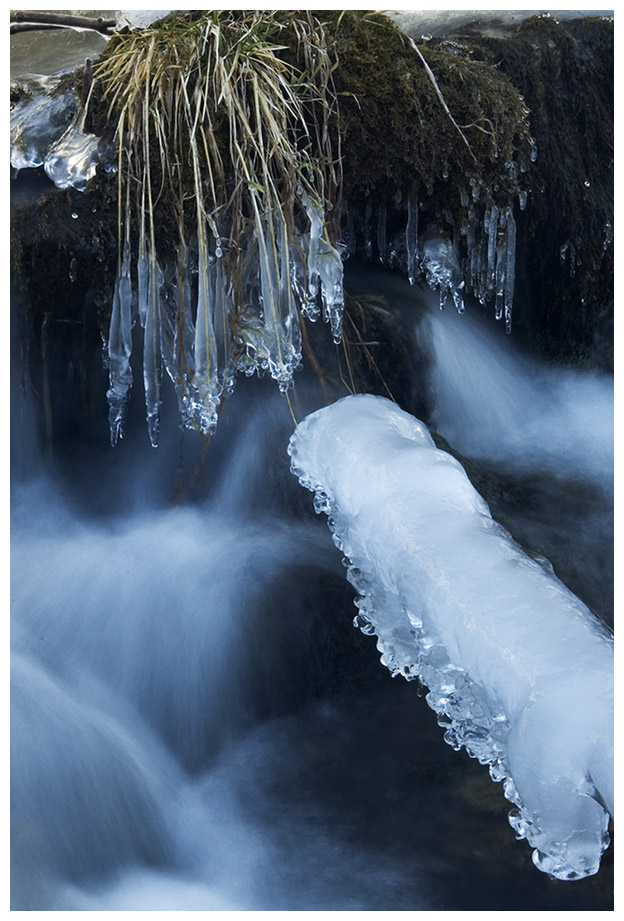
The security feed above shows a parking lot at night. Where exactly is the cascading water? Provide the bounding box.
[10,9,613,912]
[11,269,613,909]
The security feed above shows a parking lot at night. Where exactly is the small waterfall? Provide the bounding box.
[11,262,613,909]
[420,301,614,489]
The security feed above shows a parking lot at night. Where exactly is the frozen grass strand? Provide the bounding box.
[136,199,149,329]
[406,196,419,284]
[486,204,499,288]
[190,225,220,436]
[106,228,133,446]
[213,253,236,398]
[303,194,345,344]
[277,216,302,374]
[143,257,163,448]
[160,245,196,427]
[288,394,613,882]
[504,208,516,333]
[494,210,507,322]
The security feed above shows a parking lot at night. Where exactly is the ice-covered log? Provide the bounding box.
[288,394,613,880]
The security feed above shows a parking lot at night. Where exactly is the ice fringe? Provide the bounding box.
[288,393,613,881]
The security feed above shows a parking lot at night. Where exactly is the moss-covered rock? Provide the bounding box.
[446,14,613,367]
[10,10,613,452]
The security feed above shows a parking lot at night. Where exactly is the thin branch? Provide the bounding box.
[11,23,62,35]
[10,11,117,35]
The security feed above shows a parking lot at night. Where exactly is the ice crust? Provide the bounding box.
[288,394,613,880]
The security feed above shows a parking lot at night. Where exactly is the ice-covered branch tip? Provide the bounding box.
[288,394,613,881]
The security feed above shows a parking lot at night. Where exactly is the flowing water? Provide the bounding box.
[10,14,613,911]
[10,260,613,909]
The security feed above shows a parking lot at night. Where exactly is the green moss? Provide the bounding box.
[319,10,532,211]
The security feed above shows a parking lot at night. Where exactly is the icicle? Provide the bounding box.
[405,196,419,285]
[377,204,387,263]
[136,186,149,328]
[504,208,516,334]
[494,212,507,323]
[303,194,344,344]
[143,254,163,447]
[190,223,220,435]
[277,216,302,379]
[290,239,319,321]
[451,284,465,314]
[422,233,464,315]
[213,250,236,397]
[486,204,499,288]
[106,186,133,446]
[253,206,294,392]
[160,241,198,431]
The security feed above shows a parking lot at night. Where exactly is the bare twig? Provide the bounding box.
[10,11,117,35]
[11,23,61,35]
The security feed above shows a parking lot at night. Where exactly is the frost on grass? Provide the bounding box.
[288,394,613,881]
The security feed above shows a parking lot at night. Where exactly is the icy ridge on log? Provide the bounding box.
[288,394,613,881]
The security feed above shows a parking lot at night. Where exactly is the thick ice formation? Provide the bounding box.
[288,394,613,880]
[10,84,76,171]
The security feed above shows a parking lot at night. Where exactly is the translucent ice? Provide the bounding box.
[106,228,134,446]
[302,194,345,343]
[405,196,419,285]
[421,233,465,313]
[288,394,613,880]
[44,119,100,192]
[10,86,76,171]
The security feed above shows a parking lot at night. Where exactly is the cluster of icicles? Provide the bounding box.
[110,183,521,445]
[343,177,525,335]
[106,183,345,447]
[12,82,527,445]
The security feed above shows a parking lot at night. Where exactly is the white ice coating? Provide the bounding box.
[288,394,613,881]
